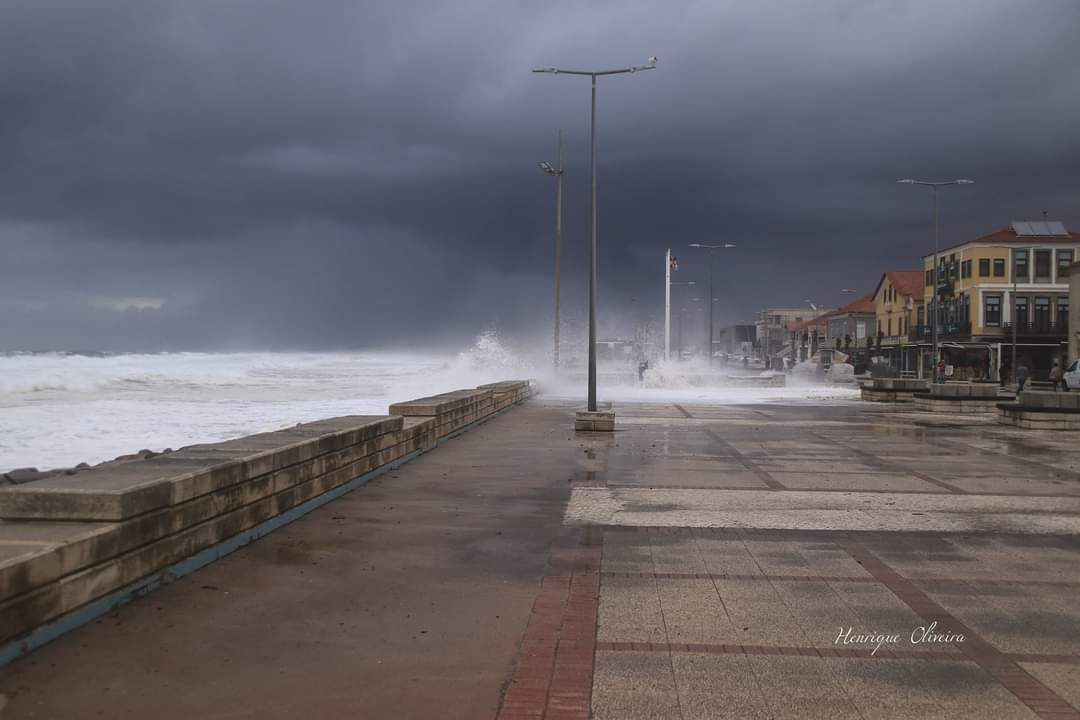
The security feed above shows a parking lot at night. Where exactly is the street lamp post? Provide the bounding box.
[1012,258,1019,387]
[533,57,657,412]
[688,243,736,367]
[897,178,974,382]
[538,131,564,370]
[665,249,676,361]
[667,279,696,361]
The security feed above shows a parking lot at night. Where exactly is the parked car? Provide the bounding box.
[1064,360,1080,390]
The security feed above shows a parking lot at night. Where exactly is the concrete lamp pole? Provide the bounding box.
[897,178,974,383]
[538,131,564,370]
[666,278,696,361]
[533,57,657,416]
[665,249,673,361]
[688,243,736,367]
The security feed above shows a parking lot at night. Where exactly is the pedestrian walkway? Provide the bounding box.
[2,399,1080,719]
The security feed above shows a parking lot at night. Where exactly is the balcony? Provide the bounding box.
[1001,321,1067,337]
[908,322,971,341]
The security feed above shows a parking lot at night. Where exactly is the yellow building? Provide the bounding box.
[916,221,1080,380]
[870,271,924,375]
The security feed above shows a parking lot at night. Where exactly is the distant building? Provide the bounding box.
[755,307,830,365]
[1069,261,1080,363]
[715,324,757,357]
[787,313,832,362]
[826,294,877,364]
[913,221,1080,380]
[872,271,925,375]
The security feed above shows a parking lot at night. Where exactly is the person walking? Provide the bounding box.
[1049,359,1064,391]
[936,358,946,384]
[1016,363,1030,393]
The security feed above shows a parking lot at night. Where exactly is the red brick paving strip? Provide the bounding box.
[844,541,1080,719]
[497,531,602,720]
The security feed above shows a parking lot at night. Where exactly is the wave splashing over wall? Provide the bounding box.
[0,334,537,473]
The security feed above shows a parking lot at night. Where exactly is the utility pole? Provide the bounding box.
[665,249,679,361]
[688,243,736,367]
[537,132,564,369]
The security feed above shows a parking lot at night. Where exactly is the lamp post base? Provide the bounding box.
[575,409,615,432]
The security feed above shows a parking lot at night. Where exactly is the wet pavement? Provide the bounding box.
[570,400,1080,720]
[2,397,1080,719]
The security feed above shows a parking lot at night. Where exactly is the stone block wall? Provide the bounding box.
[997,391,1080,430]
[861,377,929,402]
[913,396,1001,414]
[0,380,534,656]
[928,383,1000,399]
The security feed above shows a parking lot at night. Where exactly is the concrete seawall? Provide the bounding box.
[0,380,533,663]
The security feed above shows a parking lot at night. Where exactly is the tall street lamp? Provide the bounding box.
[667,278,696,360]
[533,57,657,412]
[688,243,736,367]
[538,130,564,370]
[897,178,974,382]
[664,250,696,361]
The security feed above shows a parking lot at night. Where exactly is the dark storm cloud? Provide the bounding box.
[1,0,1079,350]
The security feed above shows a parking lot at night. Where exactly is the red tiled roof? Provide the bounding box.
[884,271,924,298]
[787,312,835,332]
[836,294,876,315]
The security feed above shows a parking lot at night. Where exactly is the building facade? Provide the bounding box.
[715,324,757,358]
[871,271,924,375]
[913,221,1079,381]
[1068,261,1080,364]
[825,295,877,370]
[755,307,824,367]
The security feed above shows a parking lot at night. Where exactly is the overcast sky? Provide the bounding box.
[2,0,1079,352]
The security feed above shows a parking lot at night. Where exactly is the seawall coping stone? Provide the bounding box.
[389,389,494,417]
[0,429,436,604]
[0,416,403,522]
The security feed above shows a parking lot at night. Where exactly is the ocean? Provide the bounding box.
[0,335,857,473]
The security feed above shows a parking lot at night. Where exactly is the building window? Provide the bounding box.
[1014,297,1028,327]
[1057,297,1069,328]
[917,305,924,327]
[1035,250,1051,279]
[1014,249,1028,283]
[979,258,990,277]
[887,317,892,336]
[1034,296,1050,329]
[1058,250,1074,275]
[984,295,1001,326]
[993,259,1005,277]
[925,269,932,287]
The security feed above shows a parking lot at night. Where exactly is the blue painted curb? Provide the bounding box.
[0,397,529,667]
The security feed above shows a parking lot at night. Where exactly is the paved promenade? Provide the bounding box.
[3,398,1080,718]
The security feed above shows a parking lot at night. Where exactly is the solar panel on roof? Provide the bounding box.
[1011,221,1068,237]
